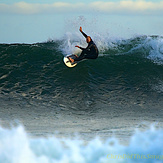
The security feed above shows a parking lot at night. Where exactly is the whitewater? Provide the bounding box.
[0,125,163,163]
[0,33,163,163]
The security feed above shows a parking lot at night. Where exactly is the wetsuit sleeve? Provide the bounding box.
[79,47,86,50]
[79,42,93,51]
[81,31,88,38]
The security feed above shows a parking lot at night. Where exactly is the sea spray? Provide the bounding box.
[0,125,163,163]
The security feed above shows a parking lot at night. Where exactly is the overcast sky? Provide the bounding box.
[0,0,163,43]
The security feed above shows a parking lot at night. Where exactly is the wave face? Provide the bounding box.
[0,35,163,162]
[0,35,163,109]
[0,125,163,163]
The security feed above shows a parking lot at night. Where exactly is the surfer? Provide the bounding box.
[68,27,99,63]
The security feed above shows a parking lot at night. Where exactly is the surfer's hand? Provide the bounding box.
[79,27,82,32]
[75,45,80,48]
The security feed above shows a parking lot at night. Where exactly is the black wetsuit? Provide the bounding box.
[74,31,99,61]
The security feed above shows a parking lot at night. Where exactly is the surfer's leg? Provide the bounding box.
[74,50,87,61]
[85,54,98,59]
[74,50,97,61]
[83,51,98,59]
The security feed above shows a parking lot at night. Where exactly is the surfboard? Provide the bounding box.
[63,54,78,68]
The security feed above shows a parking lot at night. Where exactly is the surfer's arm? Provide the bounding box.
[80,27,88,38]
[75,45,85,51]
[81,31,88,38]
[79,47,86,50]
[79,43,93,51]
[75,45,92,52]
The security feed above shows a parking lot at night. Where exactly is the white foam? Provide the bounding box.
[59,32,86,56]
[146,36,163,65]
[59,31,120,57]
[59,32,163,65]
[0,125,163,163]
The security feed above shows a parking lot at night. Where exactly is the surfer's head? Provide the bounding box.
[86,36,92,43]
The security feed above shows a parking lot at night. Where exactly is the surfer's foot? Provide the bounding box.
[68,57,74,63]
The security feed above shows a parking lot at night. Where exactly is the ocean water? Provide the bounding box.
[0,125,163,163]
[0,34,163,162]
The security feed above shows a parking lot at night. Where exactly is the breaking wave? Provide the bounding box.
[0,125,163,163]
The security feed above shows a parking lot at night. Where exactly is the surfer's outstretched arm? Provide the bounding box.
[80,27,87,38]
[75,45,86,51]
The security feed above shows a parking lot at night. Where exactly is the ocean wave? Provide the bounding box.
[0,125,163,163]
[0,35,163,102]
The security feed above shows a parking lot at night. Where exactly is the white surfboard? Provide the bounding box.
[63,55,78,68]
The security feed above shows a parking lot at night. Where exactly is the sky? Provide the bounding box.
[0,0,163,43]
